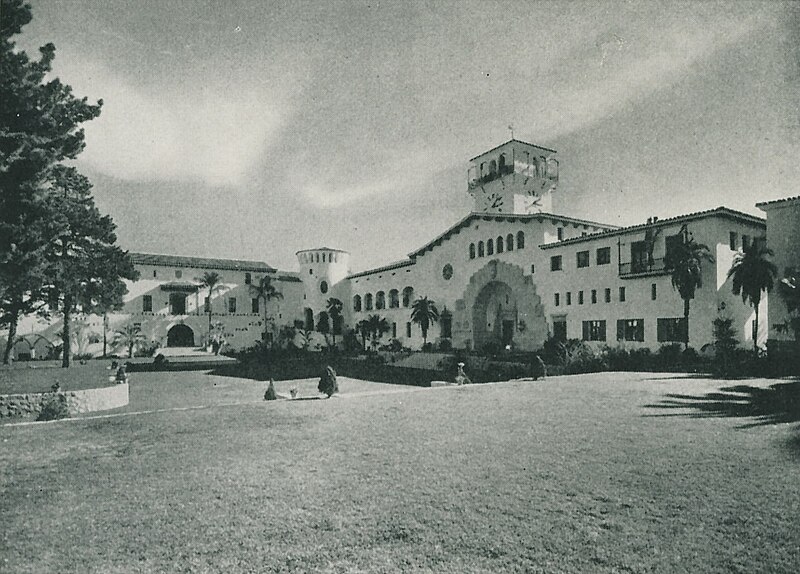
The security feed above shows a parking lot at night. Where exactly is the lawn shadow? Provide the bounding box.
[646,378,800,458]
[646,378,800,428]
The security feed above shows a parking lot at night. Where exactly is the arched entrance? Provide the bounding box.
[167,324,195,347]
[454,259,548,352]
[473,281,518,349]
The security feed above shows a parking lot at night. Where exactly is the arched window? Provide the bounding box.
[353,295,362,312]
[506,233,514,251]
[315,253,319,263]
[497,236,504,253]
[539,156,547,177]
[376,291,386,310]
[487,238,494,255]
[389,289,399,308]
[469,243,476,259]
[489,160,497,174]
[322,253,326,262]
[304,308,314,331]
[365,293,373,311]
[480,162,485,177]
[517,230,525,249]
[402,286,414,308]
[478,241,485,257]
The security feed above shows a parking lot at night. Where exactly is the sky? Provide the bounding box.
[16,0,800,273]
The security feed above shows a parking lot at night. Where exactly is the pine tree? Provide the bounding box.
[1,0,104,363]
[45,166,138,367]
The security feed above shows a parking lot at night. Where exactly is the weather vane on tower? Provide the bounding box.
[508,124,514,140]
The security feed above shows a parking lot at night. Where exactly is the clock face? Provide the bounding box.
[482,190,504,212]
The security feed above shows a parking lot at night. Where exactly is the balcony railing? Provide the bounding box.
[468,164,515,188]
[618,257,669,277]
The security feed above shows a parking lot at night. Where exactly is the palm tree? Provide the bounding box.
[197,271,223,344]
[249,275,283,344]
[410,296,440,346]
[355,319,370,351]
[365,314,390,350]
[326,298,343,347]
[728,241,777,350]
[664,227,713,350]
[112,324,146,358]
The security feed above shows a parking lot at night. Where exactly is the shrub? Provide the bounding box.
[438,339,453,352]
[37,385,69,421]
[73,352,94,361]
[153,354,168,367]
[318,365,338,397]
[421,342,434,353]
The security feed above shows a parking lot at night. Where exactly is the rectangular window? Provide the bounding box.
[245,273,252,285]
[204,296,210,313]
[664,234,683,263]
[657,318,687,342]
[617,319,645,342]
[619,286,626,302]
[578,291,584,305]
[729,232,738,251]
[630,241,648,273]
[252,298,259,313]
[742,235,750,250]
[596,247,611,265]
[651,283,657,300]
[557,227,564,241]
[175,270,182,279]
[152,270,157,278]
[591,289,597,304]
[582,320,606,341]
[228,297,237,313]
[142,295,152,312]
[577,250,590,268]
[530,264,535,274]
[550,256,563,271]
[554,293,560,307]
[566,292,572,305]
[406,322,412,338]
[604,288,611,303]
[392,322,397,338]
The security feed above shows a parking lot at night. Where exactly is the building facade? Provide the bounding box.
[3,140,782,359]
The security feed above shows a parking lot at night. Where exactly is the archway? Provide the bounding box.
[167,324,195,347]
[454,259,548,351]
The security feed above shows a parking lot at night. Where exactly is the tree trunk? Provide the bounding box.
[753,304,760,352]
[683,298,690,351]
[102,313,108,357]
[62,293,73,368]
[3,312,18,365]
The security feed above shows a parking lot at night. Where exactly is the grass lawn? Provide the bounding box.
[2,371,799,573]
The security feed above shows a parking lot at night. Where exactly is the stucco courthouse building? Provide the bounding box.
[6,140,799,359]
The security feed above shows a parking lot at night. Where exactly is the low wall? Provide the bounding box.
[0,383,129,419]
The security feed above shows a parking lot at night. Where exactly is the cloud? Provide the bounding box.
[56,61,299,187]
[526,15,767,141]
[294,147,434,209]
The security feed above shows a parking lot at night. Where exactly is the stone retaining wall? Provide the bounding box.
[0,383,129,419]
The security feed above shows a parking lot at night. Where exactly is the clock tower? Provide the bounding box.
[467,140,559,214]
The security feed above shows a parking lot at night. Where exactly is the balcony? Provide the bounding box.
[468,164,514,189]
[618,257,670,278]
